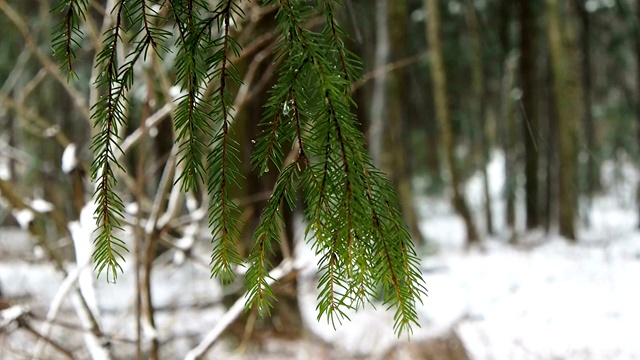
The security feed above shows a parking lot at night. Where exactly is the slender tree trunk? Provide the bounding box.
[543,56,559,233]
[503,55,518,241]
[466,1,494,236]
[425,0,480,245]
[381,0,425,245]
[519,0,540,229]
[498,0,511,57]
[636,0,640,228]
[575,0,598,197]
[546,0,581,241]
[497,0,518,239]
[369,0,389,167]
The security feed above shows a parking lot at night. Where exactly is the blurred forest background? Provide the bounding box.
[0,0,639,359]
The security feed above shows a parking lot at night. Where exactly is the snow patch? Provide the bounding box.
[61,143,78,173]
[11,208,34,230]
[29,198,53,213]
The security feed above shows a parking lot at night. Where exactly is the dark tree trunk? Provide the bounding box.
[543,56,558,234]
[466,1,494,236]
[504,56,518,240]
[636,0,640,228]
[519,0,540,229]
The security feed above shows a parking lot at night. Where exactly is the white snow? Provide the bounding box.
[29,198,54,213]
[298,150,640,359]
[169,85,184,100]
[1,150,639,359]
[0,159,9,180]
[61,143,78,173]
[413,150,640,359]
[125,202,139,215]
[11,208,34,230]
[68,202,100,316]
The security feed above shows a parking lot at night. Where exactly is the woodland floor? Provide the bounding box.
[1,152,639,359]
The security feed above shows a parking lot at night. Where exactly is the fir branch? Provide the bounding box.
[252,53,307,175]
[125,0,171,57]
[172,0,212,193]
[90,0,173,282]
[266,0,426,335]
[277,0,364,326]
[365,166,427,336]
[245,159,299,315]
[321,0,362,95]
[206,0,244,282]
[52,0,89,81]
[90,0,128,282]
[52,0,428,337]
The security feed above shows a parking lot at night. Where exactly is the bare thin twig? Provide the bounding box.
[183,259,296,360]
[353,51,428,92]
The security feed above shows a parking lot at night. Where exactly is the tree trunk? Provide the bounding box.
[546,0,581,241]
[378,0,425,245]
[466,1,494,236]
[519,0,540,230]
[543,55,559,234]
[503,55,518,241]
[575,0,598,197]
[636,0,640,228]
[369,0,389,167]
[425,0,480,245]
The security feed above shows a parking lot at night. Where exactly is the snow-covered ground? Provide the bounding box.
[1,151,639,359]
[290,151,640,359]
[415,152,640,359]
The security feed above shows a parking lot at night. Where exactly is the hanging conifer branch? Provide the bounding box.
[54,0,427,336]
[89,0,129,283]
[172,0,212,193]
[207,0,244,283]
[52,0,89,80]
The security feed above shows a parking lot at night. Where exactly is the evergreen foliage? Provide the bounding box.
[53,0,427,336]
